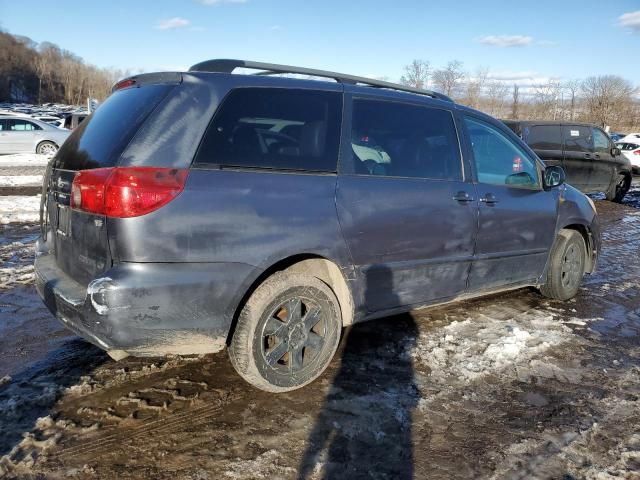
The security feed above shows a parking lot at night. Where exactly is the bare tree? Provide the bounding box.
[485,81,509,117]
[563,79,580,121]
[461,66,489,109]
[431,60,465,98]
[581,75,637,128]
[510,84,520,120]
[533,81,561,119]
[400,59,431,89]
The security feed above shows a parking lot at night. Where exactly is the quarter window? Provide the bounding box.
[526,125,562,150]
[562,125,593,153]
[347,99,462,180]
[195,88,342,172]
[465,116,540,189]
[592,128,610,154]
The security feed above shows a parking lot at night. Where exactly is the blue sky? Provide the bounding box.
[1,0,639,86]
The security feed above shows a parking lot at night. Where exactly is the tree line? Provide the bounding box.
[400,59,640,132]
[0,31,128,105]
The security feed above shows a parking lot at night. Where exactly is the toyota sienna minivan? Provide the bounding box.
[35,60,600,392]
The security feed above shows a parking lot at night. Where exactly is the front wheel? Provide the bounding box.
[606,173,631,203]
[228,272,342,392]
[540,229,586,301]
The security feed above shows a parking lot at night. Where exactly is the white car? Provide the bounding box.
[0,116,71,155]
[619,133,640,143]
[617,141,640,174]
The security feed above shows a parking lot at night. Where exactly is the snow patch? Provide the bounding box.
[0,195,41,224]
[0,154,50,167]
[0,175,43,187]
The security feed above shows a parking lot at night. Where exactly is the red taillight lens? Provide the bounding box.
[113,78,136,91]
[634,150,640,155]
[71,167,188,218]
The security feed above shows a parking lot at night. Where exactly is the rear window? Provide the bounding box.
[618,142,640,151]
[194,88,342,172]
[525,125,562,150]
[53,85,172,170]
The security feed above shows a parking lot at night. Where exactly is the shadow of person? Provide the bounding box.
[298,265,419,479]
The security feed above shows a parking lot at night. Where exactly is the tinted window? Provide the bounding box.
[563,125,593,153]
[8,119,41,131]
[465,116,540,189]
[0,120,5,131]
[592,128,610,154]
[347,99,462,180]
[195,88,342,172]
[526,125,562,150]
[54,84,172,170]
[618,142,640,151]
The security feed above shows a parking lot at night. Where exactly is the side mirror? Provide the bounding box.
[611,147,621,157]
[543,165,565,189]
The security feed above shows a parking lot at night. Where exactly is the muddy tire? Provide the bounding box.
[540,229,586,301]
[228,272,342,392]
[605,173,631,203]
[36,141,58,156]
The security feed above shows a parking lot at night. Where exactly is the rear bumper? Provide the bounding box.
[35,252,257,357]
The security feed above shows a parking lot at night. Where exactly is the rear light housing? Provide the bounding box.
[634,150,640,155]
[71,167,188,218]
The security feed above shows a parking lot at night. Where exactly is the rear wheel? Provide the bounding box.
[228,272,342,392]
[540,229,586,301]
[36,141,58,156]
[606,173,631,203]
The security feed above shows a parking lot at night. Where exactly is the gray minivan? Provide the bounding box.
[35,60,600,392]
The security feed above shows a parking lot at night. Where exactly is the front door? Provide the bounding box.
[591,127,617,191]
[463,115,558,292]
[562,124,594,192]
[336,97,477,313]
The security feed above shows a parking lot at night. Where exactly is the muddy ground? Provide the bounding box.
[1,193,640,479]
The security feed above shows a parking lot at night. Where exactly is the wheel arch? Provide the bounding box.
[35,139,58,153]
[226,254,355,345]
[560,223,595,273]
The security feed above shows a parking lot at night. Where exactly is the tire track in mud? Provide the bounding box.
[57,392,243,459]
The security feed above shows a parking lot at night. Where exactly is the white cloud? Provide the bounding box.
[477,35,533,47]
[618,11,640,33]
[197,0,247,5]
[155,17,190,30]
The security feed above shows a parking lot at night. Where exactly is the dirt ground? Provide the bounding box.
[1,192,640,479]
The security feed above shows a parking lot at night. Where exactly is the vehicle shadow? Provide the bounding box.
[297,265,419,479]
[0,337,108,457]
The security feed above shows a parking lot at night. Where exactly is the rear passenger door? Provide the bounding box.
[463,115,557,291]
[336,96,477,313]
[562,124,594,191]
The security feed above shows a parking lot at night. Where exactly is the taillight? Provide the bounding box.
[634,150,640,155]
[113,78,136,91]
[71,167,188,218]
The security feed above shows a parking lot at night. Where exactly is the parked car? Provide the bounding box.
[616,141,640,174]
[0,116,70,155]
[609,132,626,142]
[620,132,640,143]
[62,113,87,130]
[35,60,600,392]
[503,120,632,202]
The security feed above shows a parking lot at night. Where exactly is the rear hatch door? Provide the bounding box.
[44,83,175,286]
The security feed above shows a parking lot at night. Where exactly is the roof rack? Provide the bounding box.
[188,59,453,102]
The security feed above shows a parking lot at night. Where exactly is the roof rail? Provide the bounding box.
[188,59,453,102]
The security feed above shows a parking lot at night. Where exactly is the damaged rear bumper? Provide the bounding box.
[34,252,257,357]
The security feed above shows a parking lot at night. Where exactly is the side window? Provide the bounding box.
[592,128,610,154]
[526,125,562,150]
[348,99,462,180]
[8,119,41,131]
[195,88,342,172]
[0,120,5,131]
[563,125,593,153]
[464,116,540,189]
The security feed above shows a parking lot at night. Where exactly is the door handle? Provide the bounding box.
[480,193,499,205]
[453,191,474,203]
